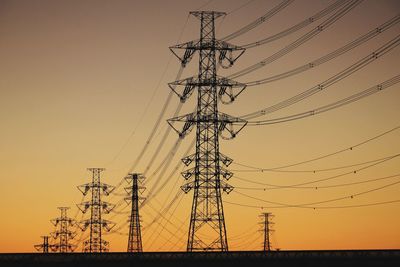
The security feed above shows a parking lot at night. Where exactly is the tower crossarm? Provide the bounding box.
[169,76,247,103]
[168,112,247,139]
[170,39,245,67]
[77,182,115,196]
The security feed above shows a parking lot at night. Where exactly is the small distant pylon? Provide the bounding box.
[50,207,77,252]
[125,173,145,252]
[77,168,115,252]
[259,212,274,252]
[34,236,50,253]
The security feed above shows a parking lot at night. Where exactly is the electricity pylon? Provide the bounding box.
[50,207,76,252]
[77,168,115,252]
[34,236,50,253]
[260,212,274,252]
[125,173,145,252]
[168,11,246,252]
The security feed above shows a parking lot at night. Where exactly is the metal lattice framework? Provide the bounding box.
[168,11,246,252]
[260,213,274,252]
[77,168,115,252]
[50,207,76,252]
[125,173,145,252]
[34,236,50,253]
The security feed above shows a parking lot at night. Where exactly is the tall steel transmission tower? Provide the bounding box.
[34,236,50,253]
[125,173,145,252]
[168,11,246,252]
[260,212,274,252]
[50,207,76,252]
[77,168,115,252]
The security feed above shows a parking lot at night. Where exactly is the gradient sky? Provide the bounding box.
[0,0,399,252]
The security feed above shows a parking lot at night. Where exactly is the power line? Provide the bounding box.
[106,15,192,199]
[225,199,400,210]
[234,173,400,190]
[244,14,400,86]
[264,153,400,188]
[239,34,400,120]
[222,0,294,41]
[233,179,400,208]
[146,194,186,249]
[107,68,186,203]
[233,153,400,173]
[142,139,184,204]
[240,0,348,48]
[227,0,258,15]
[246,74,400,125]
[106,15,190,167]
[144,138,195,203]
[129,70,182,172]
[141,103,184,177]
[232,125,400,170]
[142,141,196,248]
[144,167,192,249]
[228,0,363,79]
[195,0,215,11]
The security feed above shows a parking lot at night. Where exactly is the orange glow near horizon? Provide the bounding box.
[0,0,399,253]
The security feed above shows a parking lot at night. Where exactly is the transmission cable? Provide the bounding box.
[146,193,186,249]
[234,179,400,208]
[232,125,399,171]
[233,152,400,173]
[221,0,295,41]
[141,103,184,177]
[106,15,192,198]
[225,198,400,209]
[234,173,400,190]
[228,0,363,79]
[244,14,400,86]
[158,215,188,250]
[232,153,400,192]
[261,152,400,188]
[141,138,184,205]
[240,34,400,120]
[195,0,215,11]
[142,139,195,246]
[106,66,186,201]
[106,15,190,167]
[227,0,258,15]
[241,0,348,48]
[246,74,400,125]
[129,67,185,172]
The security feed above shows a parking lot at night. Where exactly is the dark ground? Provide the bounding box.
[1,250,399,267]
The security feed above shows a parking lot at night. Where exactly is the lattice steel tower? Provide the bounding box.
[125,173,145,252]
[34,236,50,253]
[260,212,274,252]
[169,11,246,251]
[77,168,115,252]
[50,207,76,252]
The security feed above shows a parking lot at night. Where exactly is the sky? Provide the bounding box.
[0,0,399,252]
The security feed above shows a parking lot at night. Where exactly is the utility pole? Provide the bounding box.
[260,212,274,252]
[50,207,76,252]
[168,11,246,251]
[77,168,115,252]
[34,236,50,253]
[125,173,145,252]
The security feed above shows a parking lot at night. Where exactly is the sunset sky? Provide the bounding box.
[0,0,399,252]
